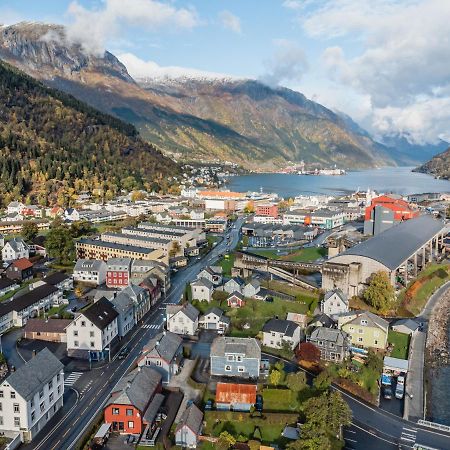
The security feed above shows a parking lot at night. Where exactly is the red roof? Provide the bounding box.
[215,382,257,405]
[12,258,33,270]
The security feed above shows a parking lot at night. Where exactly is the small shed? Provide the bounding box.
[383,356,409,375]
[391,319,419,335]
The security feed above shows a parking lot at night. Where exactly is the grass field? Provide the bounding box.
[262,388,302,412]
[388,330,410,360]
[217,253,235,277]
[250,246,326,262]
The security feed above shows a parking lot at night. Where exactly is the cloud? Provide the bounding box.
[297,0,450,144]
[260,39,308,86]
[65,0,199,56]
[219,10,241,34]
[118,52,237,81]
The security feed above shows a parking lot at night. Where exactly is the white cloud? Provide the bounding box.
[219,10,241,34]
[260,39,308,86]
[65,0,199,56]
[118,52,238,81]
[298,0,450,144]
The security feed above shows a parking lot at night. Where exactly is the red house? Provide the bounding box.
[104,366,163,434]
[106,258,131,288]
[227,291,246,308]
[256,204,279,218]
[5,258,34,281]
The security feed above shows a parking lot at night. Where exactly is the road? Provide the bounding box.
[22,217,245,450]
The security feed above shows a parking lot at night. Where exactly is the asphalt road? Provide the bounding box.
[22,217,245,450]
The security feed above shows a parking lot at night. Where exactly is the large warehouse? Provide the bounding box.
[322,215,447,297]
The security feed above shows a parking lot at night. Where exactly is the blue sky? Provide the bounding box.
[2,0,450,145]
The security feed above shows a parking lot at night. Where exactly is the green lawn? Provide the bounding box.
[249,246,326,262]
[388,330,410,360]
[262,388,302,412]
[217,253,235,277]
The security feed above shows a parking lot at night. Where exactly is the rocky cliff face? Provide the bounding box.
[414,147,450,179]
[0,22,395,169]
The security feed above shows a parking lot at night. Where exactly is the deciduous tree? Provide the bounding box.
[363,271,395,313]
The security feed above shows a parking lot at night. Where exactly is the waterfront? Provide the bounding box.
[227,167,450,197]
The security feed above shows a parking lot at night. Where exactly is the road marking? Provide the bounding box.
[345,430,356,434]
[403,427,417,433]
[64,372,83,387]
[345,438,357,443]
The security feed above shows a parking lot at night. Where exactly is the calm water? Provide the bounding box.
[227,167,450,197]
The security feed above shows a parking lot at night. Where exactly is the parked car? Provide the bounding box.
[117,346,129,360]
[383,385,393,400]
[204,399,213,410]
[255,394,263,412]
[395,383,404,400]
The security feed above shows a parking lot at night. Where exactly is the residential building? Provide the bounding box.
[5,258,33,282]
[199,307,230,333]
[101,232,173,256]
[364,195,419,236]
[283,208,345,229]
[308,327,350,362]
[190,278,214,302]
[73,260,107,286]
[391,318,420,335]
[320,289,349,318]
[0,348,64,442]
[242,280,261,298]
[111,291,135,338]
[255,204,279,218]
[175,403,203,449]
[227,292,246,308]
[131,260,170,295]
[224,277,245,294]
[338,311,389,350]
[210,336,261,379]
[42,272,73,291]
[0,220,49,235]
[137,331,183,383]
[66,297,119,360]
[197,266,223,286]
[139,276,161,306]
[2,237,29,262]
[23,319,71,343]
[166,303,199,336]
[0,278,17,297]
[215,382,257,411]
[106,258,132,289]
[6,201,25,215]
[64,208,80,221]
[310,313,336,329]
[286,312,309,329]
[122,284,151,322]
[262,319,302,350]
[104,367,163,435]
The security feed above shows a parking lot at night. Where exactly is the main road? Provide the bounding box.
[22,217,245,450]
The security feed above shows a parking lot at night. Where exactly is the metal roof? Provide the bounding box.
[340,215,445,270]
[81,297,119,330]
[215,382,257,404]
[262,319,300,337]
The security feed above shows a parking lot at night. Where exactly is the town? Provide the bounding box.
[0,184,448,450]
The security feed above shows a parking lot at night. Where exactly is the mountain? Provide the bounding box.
[0,22,395,170]
[0,58,178,207]
[414,147,450,180]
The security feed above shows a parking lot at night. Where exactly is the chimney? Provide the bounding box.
[126,380,132,390]
[32,349,37,358]
[156,340,160,347]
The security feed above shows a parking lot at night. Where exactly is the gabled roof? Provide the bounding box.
[216,382,257,405]
[0,278,16,290]
[211,336,261,359]
[142,331,183,363]
[81,297,119,330]
[227,291,245,301]
[5,348,63,401]
[122,284,146,300]
[204,307,224,318]
[108,366,162,412]
[111,291,135,314]
[5,237,28,253]
[323,288,348,305]
[143,393,165,424]
[42,271,69,286]
[74,259,106,272]
[245,279,260,289]
[339,310,389,332]
[176,403,203,435]
[311,313,335,328]
[167,303,199,322]
[262,319,300,337]
[191,277,214,290]
[11,258,33,270]
[310,327,348,347]
[392,318,419,332]
[226,276,245,287]
[24,318,72,334]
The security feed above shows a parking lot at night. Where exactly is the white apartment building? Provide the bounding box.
[2,237,29,262]
[0,348,64,442]
[73,260,107,286]
[166,303,199,336]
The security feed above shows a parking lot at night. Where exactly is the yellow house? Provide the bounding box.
[338,311,389,350]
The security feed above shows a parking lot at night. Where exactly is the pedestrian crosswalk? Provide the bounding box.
[64,372,83,387]
[142,323,162,330]
[400,427,417,446]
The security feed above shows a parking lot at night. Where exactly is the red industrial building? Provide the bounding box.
[255,204,279,218]
[364,195,419,235]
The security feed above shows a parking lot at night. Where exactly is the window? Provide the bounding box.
[57,386,61,395]
[318,340,323,346]
[81,321,86,327]
[0,403,2,411]
[358,337,363,342]
[40,402,45,412]
[73,330,78,337]
[57,374,61,383]
[128,421,134,429]
[10,392,15,399]
[271,332,275,337]
[49,393,54,403]
[39,390,44,399]
[126,409,133,416]
[13,403,19,413]
[74,340,79,347]
[238,366,245,372]
[31,411,35,422]
[112,408,120,415]
[156,360,162,366]
[226,355,234,362]
[225,365,232,372]
[361,319,368,326]
[14,417,20,427]
[0,391,3,398]
[49,380,53,390]
[90,331,94,337]
[0,417,3,426]
[374,340,378,345]
[358,328,364,334]
[90,342,95,348]
[30,399,34,408]
[236,355,243,362]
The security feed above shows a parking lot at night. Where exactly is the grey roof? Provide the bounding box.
[312,313,335,328]
[211,336,261,359]
[245,279,260,289]
[262,319,300,338]
[81,297,119,330]
[74,259,106,272]
[392,318,419,332]
[310,327,348,346]
[106,258,132,270]
[167,303,199,322]
[191,277,214,290]
[204,307,224,318]
[111,291,134,314]
[176,403,203,435]
[324,288,348,305]
[109,366,162,411]
[339,310,389,331]
[143,393,165,424]
[42,272,70,286]
[103,231,171,245]
[122,284,146,300]
[339,215,445,270]
[226,276,245,287]
[5,237,28,252]
[143,331,182,363]
[77,239,156,255]
[227,291,245,301]
[6,348,63,401]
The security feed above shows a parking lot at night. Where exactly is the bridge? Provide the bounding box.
[234,251,322,290]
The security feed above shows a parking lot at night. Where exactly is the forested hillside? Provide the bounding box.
[414,147,450,180]
[0,59,178,207]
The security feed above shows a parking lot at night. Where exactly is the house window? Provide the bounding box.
[349,326,354,332]
[358,329,364,334]
[49,393,54,403]
[0,417,3,426]
[30,399,34,408]
[156,360,162,366]
[238,366,245,372]
[57,386,61,395]
[40,402,45,412]
[374,340,378,345]
[112,408,120,415]
[318,340,323,346]
[225,365,232,372]
[14,417,20,427]
[358,337,363,342]
[0,391,3,398]
[271,332,275,337]
[361,320,368,326]
[81,321,86,327]
[39,390,44,399]
[90,331,94,337]
[73,330,78,336]
[57,374,61,383]
[90,342,95,348]
[31,411,35,422]
[10,392,15,399]
[128,421,134,429]
[74,340,79,347]
[126,409,133,416]
[49,380,53,390]
[13,403,19,413]
[226,355,234,362]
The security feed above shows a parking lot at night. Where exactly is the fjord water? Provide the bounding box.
[227,167,450,197]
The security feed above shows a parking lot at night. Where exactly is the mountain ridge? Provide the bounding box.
[414,147,450,180]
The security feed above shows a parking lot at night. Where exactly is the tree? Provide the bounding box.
[21,221,39,243]
[218,431,236,449]
[45,222,75,265]
[363,271,396,313]
[269,368,282,386]
[297,342,321,363]
[169,241,181,258]
[286,371,307,392]
[243,202,255,213]
[313,369,333,390]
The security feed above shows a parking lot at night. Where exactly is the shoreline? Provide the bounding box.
[425,287,450,421]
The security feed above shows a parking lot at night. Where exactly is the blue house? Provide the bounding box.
[210,336,261,379]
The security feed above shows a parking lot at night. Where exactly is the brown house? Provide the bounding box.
[23,318,72,343]
[5,258,33,281]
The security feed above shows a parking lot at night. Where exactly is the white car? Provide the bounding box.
[397,375,405,386]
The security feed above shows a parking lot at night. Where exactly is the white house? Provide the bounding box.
[6,201,24,215]
[242,280,261,298]
[197,266,222,286]
[224,277,245,294]
[166,303,199,336]
[0,348,64,442]
[2,237,30,262]
[66,297,119,361]
[64,208,80,222]
[73,260,107,286]
[190,278,214,302]
[175,403,203,449]
[262,319,302,350]
[321,289,349,318]
[199,307,230,334]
